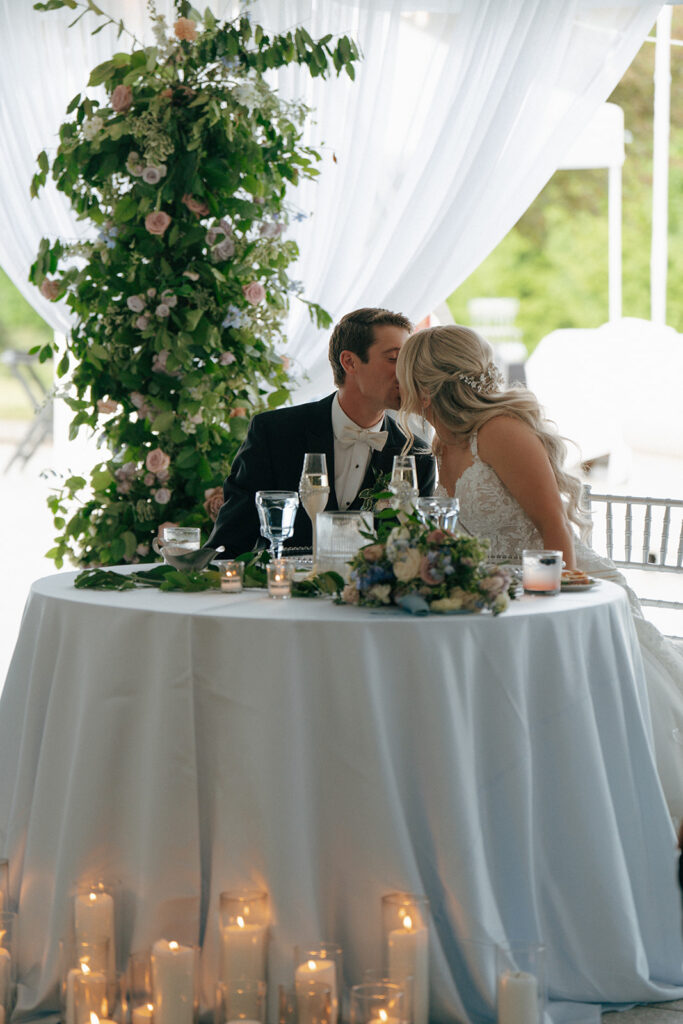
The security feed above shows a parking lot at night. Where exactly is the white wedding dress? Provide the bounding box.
[437,431,683,819]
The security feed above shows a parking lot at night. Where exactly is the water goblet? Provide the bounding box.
[415,496,460,533]
[389,455,419,510]
[255,491,299,559]
[299,453,330,568]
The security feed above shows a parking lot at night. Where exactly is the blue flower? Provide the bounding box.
[222,305,248,329]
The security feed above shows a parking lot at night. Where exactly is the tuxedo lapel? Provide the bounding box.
[303,394,339,510]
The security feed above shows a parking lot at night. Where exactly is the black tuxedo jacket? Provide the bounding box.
[207,393,436,556]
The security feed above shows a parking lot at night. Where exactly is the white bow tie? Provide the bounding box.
[338,425,388,451]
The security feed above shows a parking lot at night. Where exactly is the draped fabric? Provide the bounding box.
[0,1,661,399]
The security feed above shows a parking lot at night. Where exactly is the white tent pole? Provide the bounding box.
[651,7,672,324]
[608,163,622,321]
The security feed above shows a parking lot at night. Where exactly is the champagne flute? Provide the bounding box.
[389,455,418,510]
[299,453,330,567]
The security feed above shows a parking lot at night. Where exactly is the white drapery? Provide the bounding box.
[0,0,662,398]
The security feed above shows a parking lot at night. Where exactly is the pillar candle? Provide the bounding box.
[497,970,539,1024]
[220,918,267,982]
[151,940,195,1024]
[74,891,115,978]
[68,965,108,1024]
[295,959,337,1024]
[388,917,428,1024]
[0,948,10,1009]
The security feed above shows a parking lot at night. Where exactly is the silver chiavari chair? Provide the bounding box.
[583,487,683,640]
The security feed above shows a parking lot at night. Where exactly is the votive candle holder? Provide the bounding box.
[294,945,342,1024]
[349,982,404,1024]
[219,890,269,984]
[220,562,245,594]
[215,979,267,1024]
[381,892,429,1024]
[267,560,294,599]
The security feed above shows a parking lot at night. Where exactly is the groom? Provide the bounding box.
[207,307,436,556]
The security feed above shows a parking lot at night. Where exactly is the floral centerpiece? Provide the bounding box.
[341,511,516,615]
[28,0,359,568]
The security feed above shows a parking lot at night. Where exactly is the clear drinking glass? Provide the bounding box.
[415,496,460,533]
[349,982,404,1024]
[389,456,419,510]
[152,527,201,563]
[255,491,299,559]
[299,454,330,568]
[521,550,563,595]
[315,511,372,580]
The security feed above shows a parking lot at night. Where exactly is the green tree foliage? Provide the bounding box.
[28,0,359,568]
[448,10,683,353]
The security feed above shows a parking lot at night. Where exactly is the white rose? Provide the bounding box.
[142,166,162,184]
[368,584,392,605]
[126,295,145,313]
[393,547,422,582]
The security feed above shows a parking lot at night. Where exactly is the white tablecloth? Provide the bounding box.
[1,573,682,1024]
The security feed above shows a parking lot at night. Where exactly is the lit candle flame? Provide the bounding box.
[81,962,91,975]
[237,916,245,929]
[90,1012,99,1024]
[146,1005,154,1013]
[379,1012,388,1023]
[89,892,97,902]
[169,941,179,951]
[307,960,317,971]
[403,915,413,930]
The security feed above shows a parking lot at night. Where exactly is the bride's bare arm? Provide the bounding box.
[477,416,576,569]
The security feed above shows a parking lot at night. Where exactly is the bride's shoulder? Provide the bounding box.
[477,416,541,459]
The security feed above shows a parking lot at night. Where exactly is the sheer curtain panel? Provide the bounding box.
[0,0,662,397]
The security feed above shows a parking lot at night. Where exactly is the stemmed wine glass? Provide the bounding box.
[255,491,299,559]
[389,455,419,510]
[298,453,330,567]
[416,496,460,532]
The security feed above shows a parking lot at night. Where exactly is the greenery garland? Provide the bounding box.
[29,0,359,568]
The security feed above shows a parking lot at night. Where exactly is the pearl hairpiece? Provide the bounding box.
[456,365,504,395]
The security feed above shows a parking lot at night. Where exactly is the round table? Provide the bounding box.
[1,572,682,1024]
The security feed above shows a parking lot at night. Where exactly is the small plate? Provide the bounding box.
[560,578,599,591]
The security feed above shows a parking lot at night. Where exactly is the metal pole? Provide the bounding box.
[651,7,672,324]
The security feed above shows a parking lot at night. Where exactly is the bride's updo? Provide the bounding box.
[397,324,589,536]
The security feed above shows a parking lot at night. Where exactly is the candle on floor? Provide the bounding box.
[295,960,337,1024]
[220,916,267,982]
[387,915,428,1024]
[74,890,115,977]
[497,970,539,1024]
[132,1004,155,1024]
[151,940,195,1024]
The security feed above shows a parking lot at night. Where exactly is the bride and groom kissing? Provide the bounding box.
[208,304,683,820]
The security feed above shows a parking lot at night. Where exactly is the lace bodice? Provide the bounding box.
[435,430,542,561]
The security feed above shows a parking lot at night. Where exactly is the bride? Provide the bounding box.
[397,323,683,819]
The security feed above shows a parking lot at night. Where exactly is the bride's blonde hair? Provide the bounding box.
[397,324,590,537]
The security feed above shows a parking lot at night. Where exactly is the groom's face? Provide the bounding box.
[353,324,408,412]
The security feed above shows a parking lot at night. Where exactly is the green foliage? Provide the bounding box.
[448,12,683,352]
[29,0,359,568]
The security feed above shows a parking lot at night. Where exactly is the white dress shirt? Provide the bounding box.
[331,394,385,509]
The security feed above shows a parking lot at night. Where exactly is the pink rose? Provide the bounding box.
[219,351,236,366]
[242,281,266,305]
[136,543,150,556]
[362,544,385,563]
[111,84,133,112]
[229,407,247,418]
[135,315,150,330]
[155,469,169,484]
[145,211,171,236]
[182,194,210,217]
[174,17,197,40]
[203,486,224,521]
[152,350,169,373]
[341,582,360,605]
[155,303,171,318]
[127,294,145,312]
[144,473,155,486]
[40,278,60,301]
[97,398,118,414]
[154,488,172,505]
[427,529,447,545]
[142,167,162,185]
[419,555,440,586]
[146,448,171,474]
[157,521,178,537]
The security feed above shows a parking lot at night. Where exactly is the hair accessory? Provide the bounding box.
[456,365,505,395]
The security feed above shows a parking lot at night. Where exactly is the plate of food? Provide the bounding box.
[561,569,599,591]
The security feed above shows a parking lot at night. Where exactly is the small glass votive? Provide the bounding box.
[220,561,245,593]
[362,971,412,1024]
[267,560,294,599]
[218,890,269,983]
[121,950,153,1024]
[349,982,404,1024]
[151,940,199,1024]
[522,550,563,596]
[0,912,17,1022]
[294,946,342,1024]
[0,861,8,914]
[381,893,429,1024]
[215,980,266,1024]
[496,943,546,1024]
[294,978,332,1024]
[62,939,111,1024]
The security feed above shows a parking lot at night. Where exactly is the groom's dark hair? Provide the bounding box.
[329,307,412,387]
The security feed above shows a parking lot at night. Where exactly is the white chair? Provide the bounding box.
[585,488,683,639]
